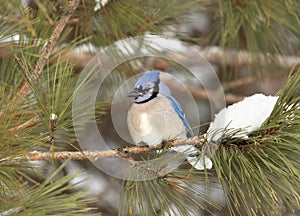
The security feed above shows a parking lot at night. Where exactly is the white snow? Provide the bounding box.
[207,94,279,142]
[50,113,58,120]
[172,145,213,170]
[94,0,109,12]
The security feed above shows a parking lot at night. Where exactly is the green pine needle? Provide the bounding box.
[213,67,300,215]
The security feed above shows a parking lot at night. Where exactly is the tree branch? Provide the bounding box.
[1,136,205,163]
[60,46,300,70]
[197,47,300,68]
[1,45,299,71]
[33,0,79,79]
[20,0,79,87]
[0,0,80,116]
[9,116,40,132]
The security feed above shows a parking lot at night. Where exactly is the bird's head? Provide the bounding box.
[128,71,171,103]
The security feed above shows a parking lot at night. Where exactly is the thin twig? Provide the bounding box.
[13,53,31,85]
[1,136,205,163]
[9,116,40,132]
[49,114,58,152]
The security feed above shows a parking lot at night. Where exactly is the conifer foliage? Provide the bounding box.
[0,0,299,215]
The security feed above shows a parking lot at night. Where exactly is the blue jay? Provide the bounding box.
[127,71,212,170]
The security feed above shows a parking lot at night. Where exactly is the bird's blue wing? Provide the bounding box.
[166,95,194,138]
[159,81,172,96]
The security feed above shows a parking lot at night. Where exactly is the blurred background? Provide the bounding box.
[0,0,299,215]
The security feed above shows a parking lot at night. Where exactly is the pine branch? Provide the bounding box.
[9,115,40,132]
[1,136,205,163]
[13,53,31,82]
[33,0,79,78]
[0,0,80,116]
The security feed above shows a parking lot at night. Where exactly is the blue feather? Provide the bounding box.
[158,81,171,96]
[165,95,194,138]
[135,71,160,89]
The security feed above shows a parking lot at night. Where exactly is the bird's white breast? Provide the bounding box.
[127,95,187,147]
[138,112,152,135]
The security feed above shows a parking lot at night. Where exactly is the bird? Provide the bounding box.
[127,71,212,170]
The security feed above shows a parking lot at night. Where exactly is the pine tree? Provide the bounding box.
[0,0,299,215]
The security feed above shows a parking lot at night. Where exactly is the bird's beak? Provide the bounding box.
[127,89,140,98]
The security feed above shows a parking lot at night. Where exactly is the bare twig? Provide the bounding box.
[1,136,205,163]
